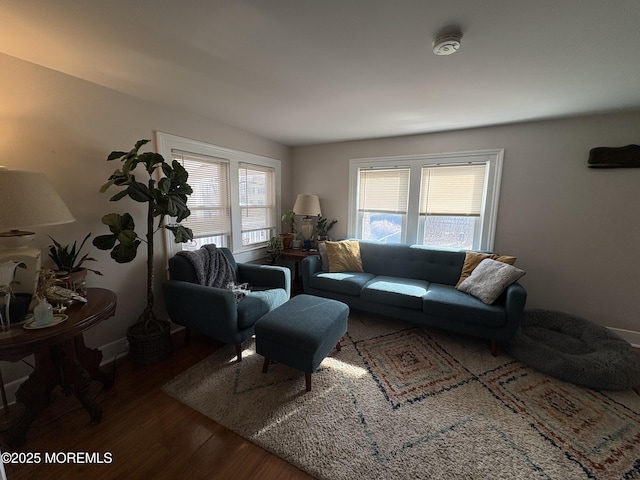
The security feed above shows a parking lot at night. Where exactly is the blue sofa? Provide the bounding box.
[301,241,527,355]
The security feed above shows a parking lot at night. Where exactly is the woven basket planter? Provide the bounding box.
[127,320,172,365]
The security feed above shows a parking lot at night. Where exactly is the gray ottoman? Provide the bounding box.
[255,294,349,392]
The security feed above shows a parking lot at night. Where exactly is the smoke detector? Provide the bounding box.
[432,33,462,56]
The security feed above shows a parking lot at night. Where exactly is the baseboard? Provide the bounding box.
[608,327,640,348]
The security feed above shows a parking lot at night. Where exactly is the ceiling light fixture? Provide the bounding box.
[432,33,462,56]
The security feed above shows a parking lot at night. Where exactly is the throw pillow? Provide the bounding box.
[318,242,329,272]
[325,240,364,273]
[457,258,525,304]
[456,251,517,287]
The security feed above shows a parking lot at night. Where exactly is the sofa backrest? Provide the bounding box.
[168,246,238,284]
[358,241,466,286]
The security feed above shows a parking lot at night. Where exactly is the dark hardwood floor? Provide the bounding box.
[1,331,314,480]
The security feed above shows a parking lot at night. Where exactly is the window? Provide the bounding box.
[349,150,503,251]
[357,168,409,243]
[172,151,231,249]
[239,164,275,247]
[419,164,486,249]
[156,132,281,262]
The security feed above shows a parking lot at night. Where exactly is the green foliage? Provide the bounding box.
[315,215,337,237]
[93,139,194,263]
[266,236,284,264]
[281,209,297,233]
[48,233,103,275]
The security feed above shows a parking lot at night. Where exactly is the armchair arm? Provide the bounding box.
[237,263,291,297]
[162,280,241,343]
[301,254,321,293]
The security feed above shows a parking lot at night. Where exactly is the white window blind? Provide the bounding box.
[358,168,410,214]
[172,150,231,238]
[239,163,275,246]
[420,164,487,216]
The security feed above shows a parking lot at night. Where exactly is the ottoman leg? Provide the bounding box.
[262,357,270,373]
[336,340,341,352]
[305,373,311,392]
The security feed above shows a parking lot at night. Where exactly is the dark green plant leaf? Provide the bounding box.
[127,181,153,202]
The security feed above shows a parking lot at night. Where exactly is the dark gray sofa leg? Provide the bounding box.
[236,344,243,362]
[489,340,497,357]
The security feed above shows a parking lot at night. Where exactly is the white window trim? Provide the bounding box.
[156,132,281,263]
[348,149,503,251]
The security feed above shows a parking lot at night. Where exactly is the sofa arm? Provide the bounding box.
[162,280,239,339]
[301,254,321,292]
[237,263,291,298]
[502,282,528,338]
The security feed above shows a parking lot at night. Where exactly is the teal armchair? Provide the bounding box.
[162,247,290,361]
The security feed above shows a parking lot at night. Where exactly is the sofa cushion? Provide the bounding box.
[457,258,526,304]
[237,288,289,329]
[326,240,364,272]
[361,276,429,310]
[309,271,375,297]
[358,242,465,285]
[456,251,517,287]
[423,283,507,328]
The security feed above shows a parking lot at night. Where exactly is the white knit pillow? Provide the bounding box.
[457,258,525,304]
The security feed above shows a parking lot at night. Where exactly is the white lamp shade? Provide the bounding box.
[292,194,321,217]
[0,169,75,232]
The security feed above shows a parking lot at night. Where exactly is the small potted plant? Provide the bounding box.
[279,209,296,249]
[266,236,284,265]
[315,215,337,242]
[48,233,103,289]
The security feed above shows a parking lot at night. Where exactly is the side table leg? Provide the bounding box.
[7,350,59,448]
[59,339,103,424]
[74,335,114,389]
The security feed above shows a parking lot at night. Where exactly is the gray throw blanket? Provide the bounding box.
[176,244,249,301]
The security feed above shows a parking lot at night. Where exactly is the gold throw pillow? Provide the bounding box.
[325,240,364,273]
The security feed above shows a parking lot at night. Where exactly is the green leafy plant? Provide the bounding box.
[93,139,193,330]
[315,214,337,238]
[47,233,103,276]
[266,236,284,265]
[281,209,297,234]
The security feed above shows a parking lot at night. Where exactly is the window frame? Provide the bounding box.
[348,149,504,251]
[156,132,281,263]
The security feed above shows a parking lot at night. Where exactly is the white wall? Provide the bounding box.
[291,111,640,340]
[0,53,291,392]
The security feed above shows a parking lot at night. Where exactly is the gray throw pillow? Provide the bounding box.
[457,258,525,304]
[318,242,329,272]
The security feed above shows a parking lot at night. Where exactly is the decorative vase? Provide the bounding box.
[34,296,54,326]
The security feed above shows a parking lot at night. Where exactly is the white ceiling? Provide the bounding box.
[2,1,639,146]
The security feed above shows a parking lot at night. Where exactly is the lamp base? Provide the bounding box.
[0,247,41,296]
[300,217,314,242]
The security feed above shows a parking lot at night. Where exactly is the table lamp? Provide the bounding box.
[292,194,321,250]
[0,168,75,297]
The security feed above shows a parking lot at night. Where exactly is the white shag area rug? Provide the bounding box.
[162,312,640,480]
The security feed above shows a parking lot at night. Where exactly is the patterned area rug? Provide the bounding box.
[162,312,640,480]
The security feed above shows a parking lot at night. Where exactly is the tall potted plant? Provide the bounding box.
[93,139,193,364]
